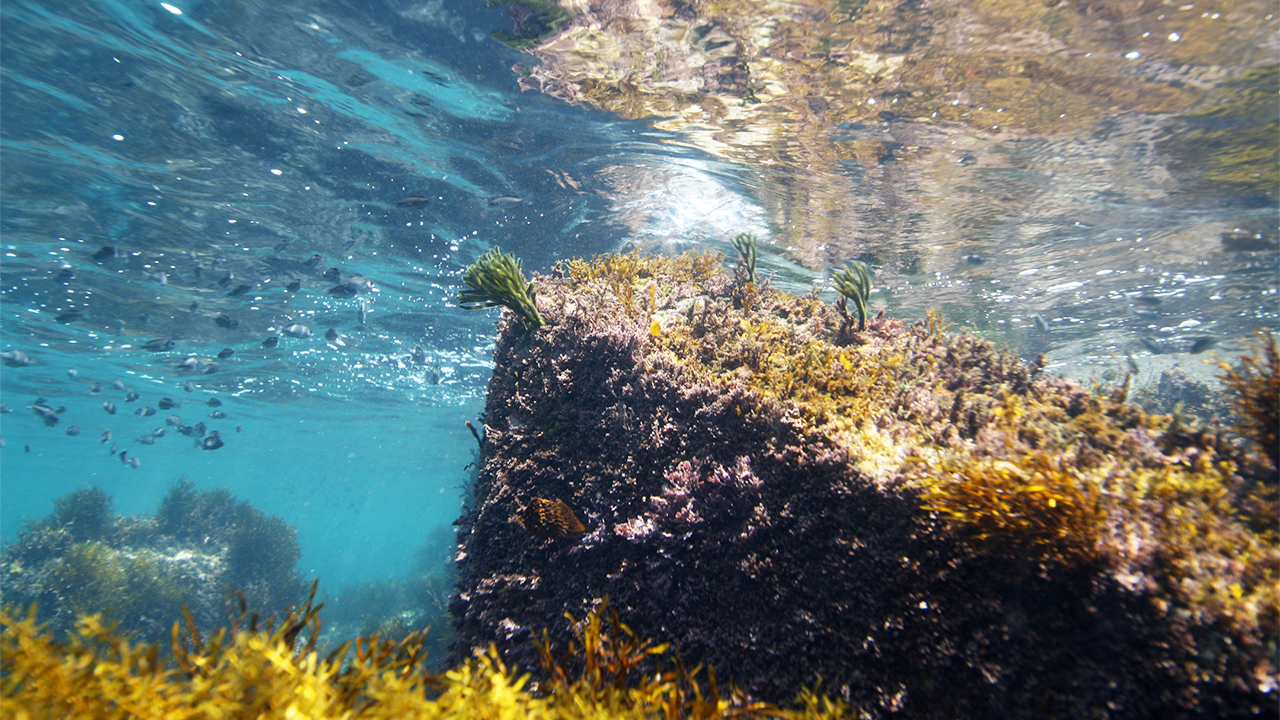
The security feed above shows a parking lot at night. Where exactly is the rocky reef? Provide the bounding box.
[1,480,307,646]
[451,250,1278,717]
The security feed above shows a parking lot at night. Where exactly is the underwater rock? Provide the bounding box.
[1,481,306,647]
[452,251,1278,717]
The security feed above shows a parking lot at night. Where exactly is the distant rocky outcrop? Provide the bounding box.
[2,480,306,646]
[451,251,1277,718]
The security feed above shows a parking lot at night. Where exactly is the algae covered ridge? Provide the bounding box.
[2,249,1276,719]
[454,249,1279,716]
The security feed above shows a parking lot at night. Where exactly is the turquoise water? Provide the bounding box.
[1,0,1276,617]
[0,0,684,589]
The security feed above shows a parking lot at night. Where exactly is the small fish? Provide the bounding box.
[209,410,226,419]
[1133,294,1163,306]
[55,310,86,323]
[120,450,131,464]
[64,426,81,437]
[1,350,32,367]
[67,368,78,379]
[411,347,427,365]
[1132,308,1160,320]
[227,284,253,297]
[127,455,140,469]
[217,348,235,359]
[262,336,279,348]
[358,300,367,328]
[141,338,177,352]
[109,443,118,456]
[327,284,359,298]
[1220,230,1278,253]
[143,271,168,285]
[323,267,342,282]
[346,274,374,292]
[516,497,586,538]
[158,397,179,410]
[431,366,441,385]
[112,379,126,391]
[30,403,59,427]
[488,196,524,207]
[136,434,157,445]
[303,254,322,268]
[282,324,312,339]
[286,279,301,292]
[396,196,433,207]
[93,246,121,262]
[200,432,224,450]
[215,314,240,329]
[341,238,358,251]
[189,301,200,312]
[1189,336,1219,354]
[206,398,223,407]
[1139,336,1165,355]
[177,424,196,437]
[1031,313,1050,333]
[90,382,102,393]
[236,424,242,433]
[166,414,184,427]
[125,391,141,403]
[103,401,117,415]
[190,422,206,438]
[0,404,10,413]
[324,328,340,342]
[184,381,195,392]
[100,431,112,444]
[150,428,166,438]
[24,444,31,453]
[135,406,157,417]
[961,254,986,265]
[218,272,235,287]
[273,240,292,253]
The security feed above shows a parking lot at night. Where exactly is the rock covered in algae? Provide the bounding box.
[1,480,307,646]
[450,250,1277,717]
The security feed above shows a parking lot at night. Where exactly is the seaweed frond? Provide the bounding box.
[534,599,778,717]
[731,232,758,284]
[832,261,872,331]
[920,451,1104,567]
[1220,328,1279,473]
[0,598,842,718]
[459,247,545,328]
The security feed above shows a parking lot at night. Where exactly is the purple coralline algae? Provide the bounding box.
[451,251,1278,718]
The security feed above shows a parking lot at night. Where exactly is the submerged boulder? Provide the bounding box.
[451,251,1277,718]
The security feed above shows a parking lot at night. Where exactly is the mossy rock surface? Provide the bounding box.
[451,251,1278,718]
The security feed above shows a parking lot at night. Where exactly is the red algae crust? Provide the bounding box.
[450,251,1278,718]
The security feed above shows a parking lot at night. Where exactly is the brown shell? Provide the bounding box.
[518,497,586,538]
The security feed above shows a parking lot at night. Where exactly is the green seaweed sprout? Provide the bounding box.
[832,261,872,331]
[459,247,545,328]
[731,232,758,284]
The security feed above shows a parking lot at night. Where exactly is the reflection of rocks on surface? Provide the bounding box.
[501,0,1277,268]
[451,251,1277,717]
